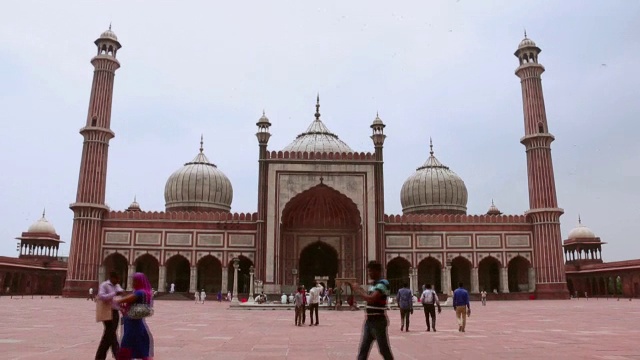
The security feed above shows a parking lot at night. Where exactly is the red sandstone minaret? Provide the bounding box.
[63,27,121,296]
[515,33,569,299]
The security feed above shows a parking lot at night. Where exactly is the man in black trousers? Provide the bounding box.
[95,271,124,360]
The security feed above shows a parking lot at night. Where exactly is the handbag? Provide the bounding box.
[128,303,154,319]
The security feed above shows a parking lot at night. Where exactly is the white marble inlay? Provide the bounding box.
[0,339,23,344]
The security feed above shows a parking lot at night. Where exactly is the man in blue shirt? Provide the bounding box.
[396,283,413,332]
[452,282,471,332]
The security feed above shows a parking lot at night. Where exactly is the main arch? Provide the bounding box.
[279,184,363,292]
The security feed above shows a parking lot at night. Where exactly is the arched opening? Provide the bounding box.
[103,253,129,290]
[538,122,545,133]
[418,257,442,293]
[598,277,607,296]
[508,256,530,292]
[450,257,471,291]
[134,254,159,290]
[197,255,222,293]
[280,184,363,289]
[386,257,411,294]
[299,242,338,290]
[165,255,190,293]
[479,257,501,293]
[227,256,253,295]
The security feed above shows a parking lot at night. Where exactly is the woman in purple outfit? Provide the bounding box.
[116,272,154,360]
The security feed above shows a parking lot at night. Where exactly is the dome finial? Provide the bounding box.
[524,28,527,38]
[578,214,582,225]
[199,134,204,153]
[491,199,495,206]
[134,194,137,202]
[42,208,46,219]
[315,93,321,121]
[109,22,112,31]
[429,137,434,156]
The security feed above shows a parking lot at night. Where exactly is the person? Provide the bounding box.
[301,286,307,324]
[169,283,175,294]
[200,289,206,304]
[281,293,287,304]
[420,284,441,332]
[88,287,95,301]
[294,286,304,326]
[481,290,487,306]
[396,283,413,332]
[327,287,333,307]
[309,282,322,326]
[194,291,200,304]
[453,282,471,332]
[116,272,154,359]
[217,290,222,302]
[227,290,232,301]
[95,271,124,360]
[349,261,393,360]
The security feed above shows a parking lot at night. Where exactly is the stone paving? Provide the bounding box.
[0,297,638,359]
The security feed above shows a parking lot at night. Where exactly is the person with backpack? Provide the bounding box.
[420,283,441,332]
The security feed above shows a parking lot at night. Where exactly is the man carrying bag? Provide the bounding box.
[420,283,441,332]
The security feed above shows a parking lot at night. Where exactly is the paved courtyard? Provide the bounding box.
[0,297,638,359]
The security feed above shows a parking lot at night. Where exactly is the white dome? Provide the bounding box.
[164,142,233,212]
[568,219,596,239]
[518,36,537,49]
[282,96,353,153]
[400,142,468,214]
[28,212,56,234]
[100,27,118,42]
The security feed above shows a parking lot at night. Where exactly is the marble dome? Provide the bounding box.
[27,211,57,234]
[400,141,468,215]
[283,97,353,153]
[164,140,233,212]
[568,218,597,240]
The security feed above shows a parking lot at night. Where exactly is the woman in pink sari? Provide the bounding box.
[116,272,154,360]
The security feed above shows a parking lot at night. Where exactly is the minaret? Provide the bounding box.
[514,33,569,299]
[63,27,121,296]
[370,113,386,267]
[255,110,272,281]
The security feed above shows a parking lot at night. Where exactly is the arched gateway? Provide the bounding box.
[280,184,363,291]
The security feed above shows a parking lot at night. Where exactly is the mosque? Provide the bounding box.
[2,28,639,300]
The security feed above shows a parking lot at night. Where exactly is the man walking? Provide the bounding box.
[294,286,304,326]
[420,284,441,332]
[87,287,94,301]
[453,282,471,332]
[396,283,413,332]
[309,281,322,326]
[349,261,394,360]
[481,290,487,306]
[95,271,124,360]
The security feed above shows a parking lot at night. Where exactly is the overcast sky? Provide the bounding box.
[0,1,638,262]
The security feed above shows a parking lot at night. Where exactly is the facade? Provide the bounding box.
[0,212,67,295]
[51,28,634,300]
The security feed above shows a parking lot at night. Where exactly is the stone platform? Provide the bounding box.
[0,297,638,359]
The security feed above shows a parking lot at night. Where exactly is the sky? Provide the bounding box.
[0,1,638,262]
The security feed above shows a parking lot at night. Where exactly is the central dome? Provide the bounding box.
[164,138,233,212]
[400,140,468,215]
[283,96,353,153]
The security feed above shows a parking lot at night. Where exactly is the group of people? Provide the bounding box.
[194,289,206,303]
[395,282,471,333]
[95,271,154,360]
[292,282,324,326]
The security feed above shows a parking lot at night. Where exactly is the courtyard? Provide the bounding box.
[0,297,638,359]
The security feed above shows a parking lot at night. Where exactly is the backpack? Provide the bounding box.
[422,290,435,304]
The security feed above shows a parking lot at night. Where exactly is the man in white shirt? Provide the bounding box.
[95,271,124,360]
[87,287,94,301]
[420,283,441,332]
[308,282,323,326]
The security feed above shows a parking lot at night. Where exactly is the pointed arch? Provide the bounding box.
[134,254,159,289]
[103,253,128,290]
[166,254,191,292]
[197,255,222,293]
[450,256,472,291]
[386,257,411,294]
[478,256,501,293]
[508,256,531,292]
[418,256,442,293]
[281,184,361,229]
